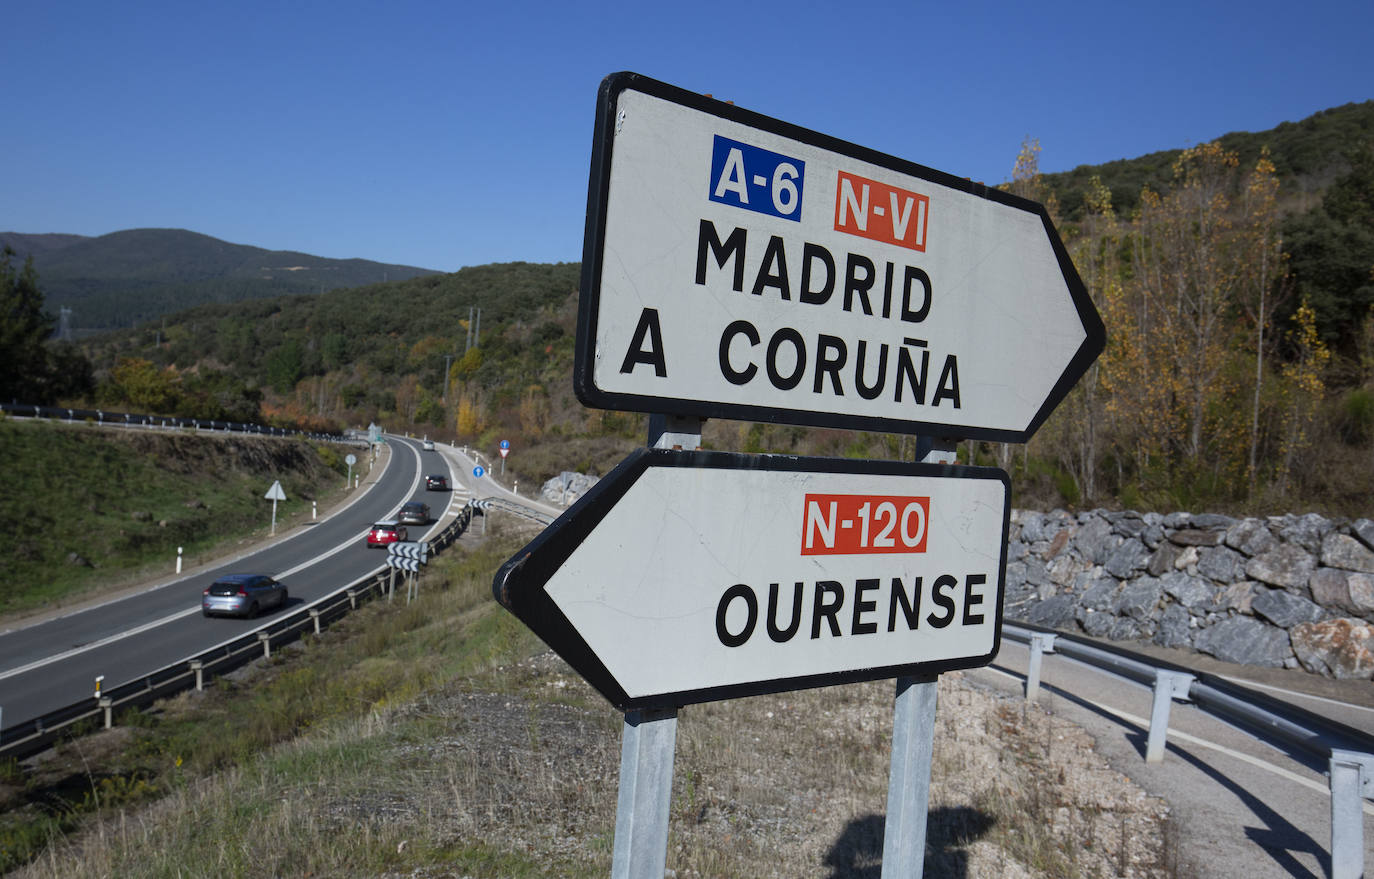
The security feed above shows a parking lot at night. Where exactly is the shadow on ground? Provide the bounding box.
[823,806,996,878]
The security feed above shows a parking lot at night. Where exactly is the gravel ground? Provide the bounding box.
[366,650,1177,878]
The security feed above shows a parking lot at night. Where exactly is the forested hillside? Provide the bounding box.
[6,100,1372,517]
[0,228,439,331]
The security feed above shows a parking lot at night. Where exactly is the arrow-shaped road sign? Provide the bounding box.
[577,72,1104,443]
[387,556,421,573]
[387,541,428,563]
[494,448,1009,711]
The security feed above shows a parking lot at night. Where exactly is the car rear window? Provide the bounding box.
[208,581,242,595]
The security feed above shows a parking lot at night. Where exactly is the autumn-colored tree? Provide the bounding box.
[110,357,179,413]
[519,384,550,437]
[1276,300,1331,491]
[455,391,485,437]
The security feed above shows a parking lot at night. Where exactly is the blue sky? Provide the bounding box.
[4,0,1370,272]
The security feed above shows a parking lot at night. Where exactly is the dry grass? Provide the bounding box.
[9,518,1176,878]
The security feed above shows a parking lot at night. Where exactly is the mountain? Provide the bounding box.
[1040,100,1374,224]
[0,228,440,332]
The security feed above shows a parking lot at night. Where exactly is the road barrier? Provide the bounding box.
[0,401,362,445]
[0,502,475,761]
[1003,620,1374,878]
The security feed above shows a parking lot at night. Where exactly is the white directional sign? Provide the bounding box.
[387,556,422,573]
[494,449,1009,710]
[576,72,1104,443]
[387,541,428,563]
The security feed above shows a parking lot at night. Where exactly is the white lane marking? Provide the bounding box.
[0,441,419,682]
[981,665,1374,816]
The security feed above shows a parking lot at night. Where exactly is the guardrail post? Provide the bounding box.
[348,589,358,610]
[309,608,321,634]
[1329,749,1373,879]
[1145,670,1194,763]
[100,697,113,729]
[1026,632,1057,701]
[257,631,271,659]
[189,660,204,691]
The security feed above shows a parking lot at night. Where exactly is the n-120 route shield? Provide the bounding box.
[493,448,1009,711]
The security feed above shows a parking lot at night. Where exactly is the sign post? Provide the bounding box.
[264,480,286,536]
[496,71,1101,878]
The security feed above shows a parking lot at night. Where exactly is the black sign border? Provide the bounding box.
[575,71,1105,444]
[493,448,1010,711]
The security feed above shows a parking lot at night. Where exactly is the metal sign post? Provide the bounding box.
[264,480,286,536]
[492,71,1101,878]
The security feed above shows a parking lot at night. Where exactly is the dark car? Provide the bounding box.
[202,574,288,618]
[425,474,449,491]
[398,500,430,526]
[367,520,408,548]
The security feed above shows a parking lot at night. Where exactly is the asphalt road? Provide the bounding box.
[968,638,1374,878]
[0,435,476,730]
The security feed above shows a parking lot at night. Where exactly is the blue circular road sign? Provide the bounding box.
[473,466,486,478]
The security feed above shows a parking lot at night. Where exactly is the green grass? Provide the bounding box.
[0,420,348,616]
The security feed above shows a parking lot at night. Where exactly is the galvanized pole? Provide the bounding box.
[609,414,702,878]
[880,436,956,879]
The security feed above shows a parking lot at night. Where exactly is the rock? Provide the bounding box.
[1141,524,1166,549]
[1113,577,1163,620]
[1196,545,1246,584]
[1226,519,1277,557]
[1277,513,1334,553]
[1161,571,1214,610]
[1104,539,1150,579]
[1290,619,1374,680]
[1047,554,1092,587]
[1246,545,1318,591]
[1044,528,1072,560]
[1191,513,1237,530]
[1309,568,1361,616]
[1025,594,1078,628]
[66,552,93,568]
[1351,518,1374,552]
[1019,511,1047,543]
[1350,573,1374,616]
[1320,533,1374,573]
[1153,604,1193,648]
[1147,542,1183,576]
[1110,513,1147,538]
[1079,608,1114,637]
[1075,517,1117,564]
[1079,578,1119,611]
[1109,616,1152,641]
[1162,512,1193,529]
[1173,546,1199,571]
[1251,587,1325,628]
[1194,617,1291,667]
[1022,557,1049,588]
[1219,581,1256,614]
[540,472,600,506]
[1170,529,1222,547]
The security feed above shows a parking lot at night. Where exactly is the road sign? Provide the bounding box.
[387,556,421,573]
[345,454,357,466]
[499,448,509,459]
[473,466,485,479]
[387,541,428,563]
[500,439,511,450]
[264,480,286,501]
[576,72,1104,443]
[494,448,1009,711]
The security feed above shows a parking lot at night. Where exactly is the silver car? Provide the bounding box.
[202,574,289,618]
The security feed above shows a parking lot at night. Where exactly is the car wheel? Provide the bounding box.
[202,608,211,618]
[279,588,289,607]
[247,602,259,619]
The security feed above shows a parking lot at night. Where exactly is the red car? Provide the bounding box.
[366,520,408,548]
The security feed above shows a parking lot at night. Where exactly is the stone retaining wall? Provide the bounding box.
[1006,510,1374,679]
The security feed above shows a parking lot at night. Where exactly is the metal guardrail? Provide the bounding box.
[0,503,475,761]
[1002,620,1374,878]
[0,401,361,445]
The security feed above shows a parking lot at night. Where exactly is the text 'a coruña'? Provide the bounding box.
[616,219,961,408]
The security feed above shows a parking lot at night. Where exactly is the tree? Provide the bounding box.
[0,247,55,403]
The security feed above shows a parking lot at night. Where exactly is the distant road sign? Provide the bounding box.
[387,541,428,563]
[494,448,1009,711]
[473,466,485,479]
[500,439,511,450]
[576,72,1103,443]
[264,480,286,502]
